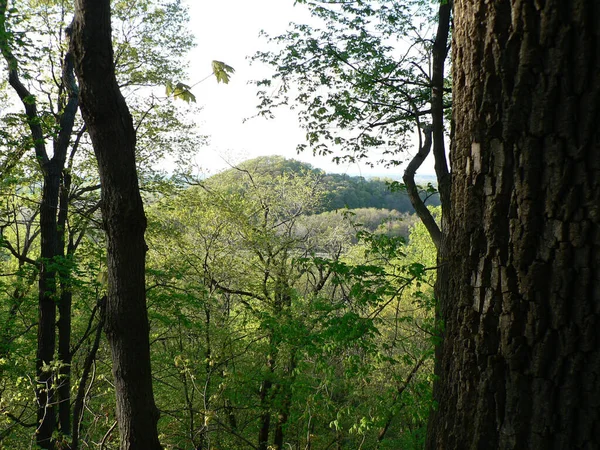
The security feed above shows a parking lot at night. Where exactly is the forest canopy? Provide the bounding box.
[1,149,439,448]
[206,156,440,214]
[1,0,597,449]
[1,0,442,447]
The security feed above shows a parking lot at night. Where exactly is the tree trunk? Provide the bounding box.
[427,1,600,449]
[57,170,72,438]
[273,352,296,450]
[2,6,80,445]
[70,2,162,449]
[257,351,275,450]
[36,164,61,450]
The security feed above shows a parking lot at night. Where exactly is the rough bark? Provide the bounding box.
[427,1,600,449]
[70,1,162,449]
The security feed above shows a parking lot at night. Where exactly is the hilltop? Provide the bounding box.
[206,155,440,214]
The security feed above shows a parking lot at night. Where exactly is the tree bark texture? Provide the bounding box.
[427,1,600,449]
[70,1,161,449]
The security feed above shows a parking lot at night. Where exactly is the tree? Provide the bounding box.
[426,1,600,448]
[0,3,78,445]
[253,3,455,445]
[70,1,161,448]
[0,1,195,447]
[252,0,451,250]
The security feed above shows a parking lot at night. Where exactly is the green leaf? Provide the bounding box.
[165,80,196,103]
[211,60,235,84]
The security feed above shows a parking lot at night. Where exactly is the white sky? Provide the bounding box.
[181,0,436,178]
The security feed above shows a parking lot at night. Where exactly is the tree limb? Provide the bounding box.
[403,126,442,249]
[377,354,427,444]
[0,1,49,169]
[430,0,452,215]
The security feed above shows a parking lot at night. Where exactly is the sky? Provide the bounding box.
[180,0,436,178]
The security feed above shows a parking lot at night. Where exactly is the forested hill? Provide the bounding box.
[206,155,440,214]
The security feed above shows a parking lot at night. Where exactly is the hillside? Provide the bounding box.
[206,155,440,214]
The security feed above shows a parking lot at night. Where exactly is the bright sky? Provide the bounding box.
[182,0,436,178]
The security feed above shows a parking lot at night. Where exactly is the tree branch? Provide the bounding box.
[377,354,427,443]
[53,23,79,167]
[0,235,40,267]
[0,1,49,169]
[403,126,442,249]
[430,0,452,217]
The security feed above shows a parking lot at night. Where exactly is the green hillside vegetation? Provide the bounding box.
[145,167,439,449]
[207,156,440,215]
[0,154,438,449]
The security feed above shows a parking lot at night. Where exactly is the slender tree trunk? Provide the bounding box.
[377,355,426,447]
[71,297,105,450]
[57,171,72,437]
[427,1,600,449]
[2,7,63,445]
[430,0,452,217]
[273,352,296,450]
[36,165,62,450]
[177,322,197,449]
[257,351,275,450]
[0,285,24,359]
[38,45,79,447]
[70,2,162,449]
[2,7,79,445]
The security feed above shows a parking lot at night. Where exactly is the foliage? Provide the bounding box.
[0,0,201,447]
[142,166,438,449]
[252,0,448,166]
[0,154,439,449]
[0,0,202,184]
[211,60,235,84]
[207,156,440,214]
[0,1,443,448]
[165,80,196,103]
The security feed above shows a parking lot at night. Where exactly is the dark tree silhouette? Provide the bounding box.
[70,1,162,448]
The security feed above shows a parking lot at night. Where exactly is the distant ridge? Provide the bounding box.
[206,156,440,214]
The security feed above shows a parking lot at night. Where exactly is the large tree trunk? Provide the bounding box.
[70,2,162,449]
[427,1,600,449]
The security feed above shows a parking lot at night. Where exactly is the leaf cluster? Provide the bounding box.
[252,0,443,165]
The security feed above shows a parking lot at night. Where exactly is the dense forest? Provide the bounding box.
[1,153,439,448]
[1,1,598,450]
